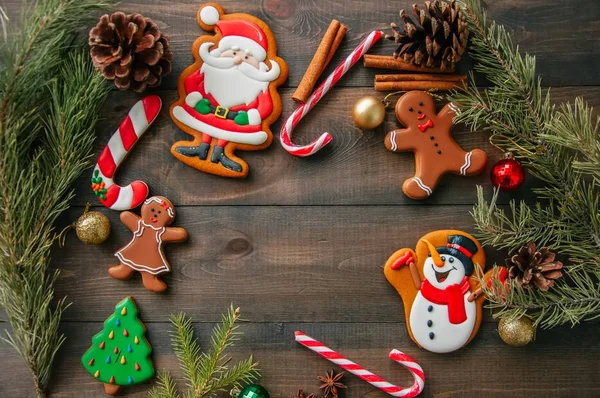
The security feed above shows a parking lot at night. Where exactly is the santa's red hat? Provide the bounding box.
[199,5,268,62]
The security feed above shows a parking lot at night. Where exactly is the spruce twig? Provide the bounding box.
[451,0,600,329]
[0,1,113,396]
[149,306,260,398]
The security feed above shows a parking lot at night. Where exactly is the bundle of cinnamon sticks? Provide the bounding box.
[364,54,467,91]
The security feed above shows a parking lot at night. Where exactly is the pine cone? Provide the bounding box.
[385,0,469,70]
[506,242,563,291]
[89,12,173,92]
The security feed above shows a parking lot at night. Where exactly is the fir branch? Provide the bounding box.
[453,0,600,328]
[0,1,113,396]
[150,307,260,398]
[149,372,181,398]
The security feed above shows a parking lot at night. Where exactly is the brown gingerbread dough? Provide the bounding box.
[109,196,188,293]
[384,91,487,200]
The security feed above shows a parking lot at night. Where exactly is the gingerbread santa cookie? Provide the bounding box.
[170,2,288,178]
[384,230,499,353]
[384,91,487,200]
[109,196,187,293]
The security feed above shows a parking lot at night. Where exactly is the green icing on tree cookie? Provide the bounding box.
[81,297,154,387]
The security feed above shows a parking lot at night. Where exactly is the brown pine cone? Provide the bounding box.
[506,242,563,291]
[386,0,469,70]
[89,12,173,92]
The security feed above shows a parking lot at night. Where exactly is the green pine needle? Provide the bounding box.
[0,1,113,396]
[149,306,260,398]
[452,0,600,328]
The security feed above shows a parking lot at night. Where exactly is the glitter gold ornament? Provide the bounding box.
[75,203,111,245]
[498,316,535,347]
[352,96,386,130]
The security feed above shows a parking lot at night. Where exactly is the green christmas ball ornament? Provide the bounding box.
[238,384,270,398]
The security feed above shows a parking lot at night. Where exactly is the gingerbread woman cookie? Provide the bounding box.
[109,196,187,293]
[384,230,501,354]
[170,2,288,178]
[384,91,487,199]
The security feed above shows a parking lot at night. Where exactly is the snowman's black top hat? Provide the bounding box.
[436,235,479,276]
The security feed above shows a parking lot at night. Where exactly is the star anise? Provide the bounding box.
[293,389,315,398]
[317,370,346,398]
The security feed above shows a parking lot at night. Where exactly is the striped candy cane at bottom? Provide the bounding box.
[280,31,383,157]
[91,95,162,211]
[295,331,424,397]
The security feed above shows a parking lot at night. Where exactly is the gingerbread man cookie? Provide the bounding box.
[384,91,487,199]
[170,2,288,178]
[384,230,501,353]
[109,196,187,293]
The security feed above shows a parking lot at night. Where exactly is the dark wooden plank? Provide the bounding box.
[4,0,598,88]
[54,205,507,323]
[70,86,600,207]
[2,321,599,397]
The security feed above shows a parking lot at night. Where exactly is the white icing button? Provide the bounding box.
[200,6,220,26]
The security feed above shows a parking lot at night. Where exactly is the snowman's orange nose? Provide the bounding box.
[420,238,444,267]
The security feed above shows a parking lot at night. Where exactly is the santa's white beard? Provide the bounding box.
[201,63,270,109]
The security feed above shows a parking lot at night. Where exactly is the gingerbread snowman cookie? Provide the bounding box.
[384,91,487,199]
[384,230,502,353]
[170,2,288,178]
[109,196,187,293]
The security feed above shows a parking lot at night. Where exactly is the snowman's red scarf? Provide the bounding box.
[421,277,470,324]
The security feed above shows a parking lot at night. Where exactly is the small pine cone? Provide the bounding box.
[385,0,469,70]
[89,12,173,92]
[506,242,563,291]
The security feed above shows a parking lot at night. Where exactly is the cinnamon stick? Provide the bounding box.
[292,20,347,103]
[375,74,467,83]
[364,54,455,73]
[374,80,466,92]
[324,23,347,66]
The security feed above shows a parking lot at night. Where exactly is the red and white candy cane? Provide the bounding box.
[280,31,383,157]
[91,95,162,211]
[295,331,424,397]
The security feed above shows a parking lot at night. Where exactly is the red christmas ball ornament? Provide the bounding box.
[490,155,525,190]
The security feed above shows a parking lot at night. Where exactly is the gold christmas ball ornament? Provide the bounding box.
[498,316,536,347]
[352,96,386,130]
[75,207,111,245]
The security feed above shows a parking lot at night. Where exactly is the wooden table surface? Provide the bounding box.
[2,0,600,397]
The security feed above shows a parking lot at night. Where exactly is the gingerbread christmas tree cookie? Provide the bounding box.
[384,91,487,199]
[82,297,154,395]
[384,230,498,353]
[170,2,288,178]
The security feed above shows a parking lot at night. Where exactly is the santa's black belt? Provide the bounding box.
[210,105,237,120]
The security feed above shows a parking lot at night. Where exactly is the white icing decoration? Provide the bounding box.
[409,256,475,353]
[199,5,220,26]
[218,36,266,61]
[390,131,398,151]
[412,177,432,196]
[410,291,476,353]
[173,106,268,145]
[247,109,261,125]
[144,197,174,218]
[460,151,472,175]
[129,100,150,138]
[115,220,169,275]
[107,131,127,166]
[185,92,203,107]
[113,184,134,210]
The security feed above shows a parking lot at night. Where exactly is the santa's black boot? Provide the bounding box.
[176,142,210,160]
[211,146,242,172]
